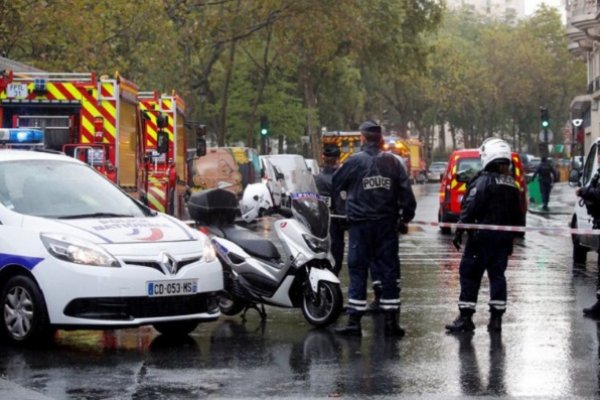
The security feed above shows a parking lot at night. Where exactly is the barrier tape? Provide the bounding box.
[330,214,600,236]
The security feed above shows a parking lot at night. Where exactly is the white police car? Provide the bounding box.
[0,150,223,344]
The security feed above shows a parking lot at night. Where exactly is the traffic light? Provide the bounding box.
[260,115,269,136]
[540,107,549,129]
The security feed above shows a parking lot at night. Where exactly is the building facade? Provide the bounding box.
[445,0,526,22]
[567,0,600,153]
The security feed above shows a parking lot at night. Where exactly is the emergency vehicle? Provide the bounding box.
[438,149,528,234]
[0,71,189,218]
[0,150,222,345]
[321,131,362,164]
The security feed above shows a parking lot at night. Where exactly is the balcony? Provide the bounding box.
[569,0,600,32]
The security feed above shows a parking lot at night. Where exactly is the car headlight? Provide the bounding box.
[40,233,120,268]
[199,233,217,263]
[302,234,329,253]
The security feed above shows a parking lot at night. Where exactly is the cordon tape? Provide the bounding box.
[329,214,600,236]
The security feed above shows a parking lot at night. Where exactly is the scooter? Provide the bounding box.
[187,188,343,328]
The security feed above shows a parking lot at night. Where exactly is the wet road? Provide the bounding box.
[2,182,599,399]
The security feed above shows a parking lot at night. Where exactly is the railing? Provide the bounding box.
[569,0,600,17]
[11,72,95,83]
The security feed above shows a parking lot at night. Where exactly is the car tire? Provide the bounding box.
[153,320,199,336]
[439,211,452,235]
[571,216,588,266]
[0,275,53,345]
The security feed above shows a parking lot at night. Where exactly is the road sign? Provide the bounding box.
[539,129,553,143]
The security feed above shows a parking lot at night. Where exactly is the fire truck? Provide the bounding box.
[321,130,427,182]
[0,70,189,218]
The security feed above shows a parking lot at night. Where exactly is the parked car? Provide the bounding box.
[305,158,321,176]
[438,149,528,234]
[570,139,600,266]
[0,150,223,344]
[261,154,318,208]
[427,161,448,182]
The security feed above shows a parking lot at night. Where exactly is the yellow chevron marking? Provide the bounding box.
[102,82,114,97]
[450,179,458,189]
[63,83,86,100]
[147,192,165,212]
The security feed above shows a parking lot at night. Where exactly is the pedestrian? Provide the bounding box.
[532,156,556,211]
[446,138,524,333]
[575,146,600,318]
[314,144,346,275]
[332,120,416,337]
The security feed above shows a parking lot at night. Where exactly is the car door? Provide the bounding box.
[577,141,598,248]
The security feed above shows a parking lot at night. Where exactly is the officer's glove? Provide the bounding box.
[452,229,464,251]
[398,221,409,234]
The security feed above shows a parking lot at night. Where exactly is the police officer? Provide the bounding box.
[532,156,556,211]
[576,148,600,318]
[333,120,416,337]
[446,138,523,333]
[314,144,346,275]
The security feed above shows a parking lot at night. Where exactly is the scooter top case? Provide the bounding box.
[188,188,281,261]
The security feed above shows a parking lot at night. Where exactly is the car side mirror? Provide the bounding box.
[456,171,470,183]
[569,169,581,187]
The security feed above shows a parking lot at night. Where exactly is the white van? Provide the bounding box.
[0,150,223,344]
[571,138,600,265]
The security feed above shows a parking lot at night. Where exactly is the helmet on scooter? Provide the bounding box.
[480,137,511,170]
[240,182,274,223]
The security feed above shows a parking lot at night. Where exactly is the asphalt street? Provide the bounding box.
[1,182,599,399]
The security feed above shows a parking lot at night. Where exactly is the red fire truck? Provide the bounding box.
[0,70,189,218]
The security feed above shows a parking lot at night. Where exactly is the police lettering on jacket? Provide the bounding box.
[332,142,416,222]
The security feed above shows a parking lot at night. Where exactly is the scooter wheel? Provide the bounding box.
[301,281,343,328]
[218,292,246,316]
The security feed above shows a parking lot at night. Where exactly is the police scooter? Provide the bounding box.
[187,188,343,328]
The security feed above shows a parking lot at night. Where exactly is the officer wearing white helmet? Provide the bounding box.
[446,138,524,333]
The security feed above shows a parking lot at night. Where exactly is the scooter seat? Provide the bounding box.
[221,225,281,261]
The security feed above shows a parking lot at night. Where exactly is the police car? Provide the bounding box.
[0,149,223,344]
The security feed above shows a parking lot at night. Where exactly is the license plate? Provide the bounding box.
[6,83,28,99]
[147,279,197,297]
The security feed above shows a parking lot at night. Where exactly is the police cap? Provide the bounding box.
[323,145,340,158]
[359,120,382,141]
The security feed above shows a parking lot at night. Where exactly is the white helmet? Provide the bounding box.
[480,137,511,170]
[240,182,274,223]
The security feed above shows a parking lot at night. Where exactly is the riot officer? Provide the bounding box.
[314,144,346,275]
[576,148,600,318]
[446,138,524,333]
[333,120,416,337]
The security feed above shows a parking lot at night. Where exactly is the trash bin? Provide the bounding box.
[527,176,542,206]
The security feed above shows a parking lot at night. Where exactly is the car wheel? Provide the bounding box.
[571,216,588,266]
[1,275,53,345]
[439,210,452,235]
[153,320,199,336]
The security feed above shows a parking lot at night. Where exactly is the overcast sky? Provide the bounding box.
[525,0,564,16]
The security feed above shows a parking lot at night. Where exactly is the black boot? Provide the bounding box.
[335,314,362,336]
[487,310,503,332]
[366,285,382,313]
[383,310,405,337]
[445,311,475,333]
[583,300,600,318]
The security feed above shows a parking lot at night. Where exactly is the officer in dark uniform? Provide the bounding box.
[576,147,600,318]
[446,138,523,333]
[532,156,556,211]
[314,144,346,275]
[333,120,417,337]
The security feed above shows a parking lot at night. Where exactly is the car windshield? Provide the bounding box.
[457,157,482,181]
[0,160,147,218]
[291,193,329,238]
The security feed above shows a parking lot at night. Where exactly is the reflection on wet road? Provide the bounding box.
[1,183,600,399]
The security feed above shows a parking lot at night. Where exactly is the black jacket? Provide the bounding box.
[578,170,600,221]
[315,165,346,215]
[459,171,524,229]
[332,142,416,222]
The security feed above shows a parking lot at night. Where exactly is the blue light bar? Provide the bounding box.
[0,128,45,143]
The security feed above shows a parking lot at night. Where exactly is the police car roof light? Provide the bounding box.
[0,129,45,144]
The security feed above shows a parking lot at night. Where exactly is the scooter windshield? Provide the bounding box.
[291,193,330,239]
